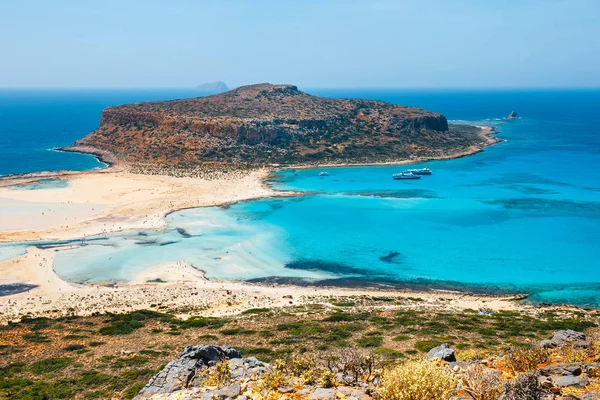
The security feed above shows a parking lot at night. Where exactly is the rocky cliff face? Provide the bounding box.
[75,83,489,166]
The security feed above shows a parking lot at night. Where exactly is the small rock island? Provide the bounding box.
[196,81,229,94]
[71,83,495,168]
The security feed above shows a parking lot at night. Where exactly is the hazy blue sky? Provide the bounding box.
[2,0,599,88]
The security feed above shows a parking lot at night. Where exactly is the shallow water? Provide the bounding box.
[9,178,70,190]
[2,89,600,307]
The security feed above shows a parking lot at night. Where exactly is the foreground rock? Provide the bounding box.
[540,330,591,349]
[427,343,456,362]
[135,345,244,398]
[135,345,374,400]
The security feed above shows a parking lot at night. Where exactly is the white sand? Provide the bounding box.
[0,167,278,242]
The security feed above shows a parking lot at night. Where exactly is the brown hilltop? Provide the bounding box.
[73,83,494,167]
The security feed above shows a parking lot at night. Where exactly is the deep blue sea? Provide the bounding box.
[1,88,600,307]
[0,89,200,176]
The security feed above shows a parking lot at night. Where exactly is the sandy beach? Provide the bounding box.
[0,244,545,325]
[0,166,277,243]
[0,126,520,324]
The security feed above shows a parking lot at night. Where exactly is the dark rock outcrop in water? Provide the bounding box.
[74,83,493,167]
[379,251,403,264]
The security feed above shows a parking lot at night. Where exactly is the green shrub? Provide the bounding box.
[123,383,146,400]
[220,328,255,336]
[22,333,51,343]
[112,356,150,369]
[30,357,73,374]
[64,344,86,352]
[357,335,383,348]
[414,340,442,352]
[0,363,25,379]
[98,310,172,335]
[198,334,219,340]
[324,312,355,322]
[241,308,271,315]
[177,316,227,329]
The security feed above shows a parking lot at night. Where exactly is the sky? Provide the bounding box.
[1,0,599,88]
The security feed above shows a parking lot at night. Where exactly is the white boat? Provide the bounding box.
[407,168,432,175]
[393,172,421,180]
[319,172,329,176]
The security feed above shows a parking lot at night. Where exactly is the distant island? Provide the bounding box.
[196,81,229,94]
[69,83,497,168]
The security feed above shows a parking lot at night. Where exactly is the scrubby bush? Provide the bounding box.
[63,344,86,352]
[460,364,502,400]
[586,326,600,359]
[456,348,490,361]
[319,370,336,388]
[377,359,456,400]
[504,347,549,373]
[260,360,288,392]
[502,372,546,400]
[203,360,231,387]
[560,344,587,362]
[301,369,316,384]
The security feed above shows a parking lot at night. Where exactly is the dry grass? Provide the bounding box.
[377,358,456,400]
[501,372,546,400]
[504,348,550,373]
[456,348,491,362]
[559,344,587,363]
[459,364,502,400]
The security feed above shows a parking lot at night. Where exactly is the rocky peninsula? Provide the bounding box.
[68,83,497,169]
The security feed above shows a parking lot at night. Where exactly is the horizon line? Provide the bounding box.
[1,85,600,91]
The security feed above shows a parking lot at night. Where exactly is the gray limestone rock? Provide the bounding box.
[427,343,456,362]
[134,345,243,399]
[552,375,590,388]
[540,330,590,349]
[582,391,600,400]
[309,388,337,399]
[539,363,583,377]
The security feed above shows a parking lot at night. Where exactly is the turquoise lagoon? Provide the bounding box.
[1,89,599,306]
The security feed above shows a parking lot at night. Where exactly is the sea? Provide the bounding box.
[1,88,599,307]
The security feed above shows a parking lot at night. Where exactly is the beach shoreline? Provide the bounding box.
[0,124,511,322]
[0,245,562,326]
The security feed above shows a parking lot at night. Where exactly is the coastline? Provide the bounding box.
[53,145,114,169]
[0,246,559,326]
[272,125,500,171]
[0,124,514,322]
